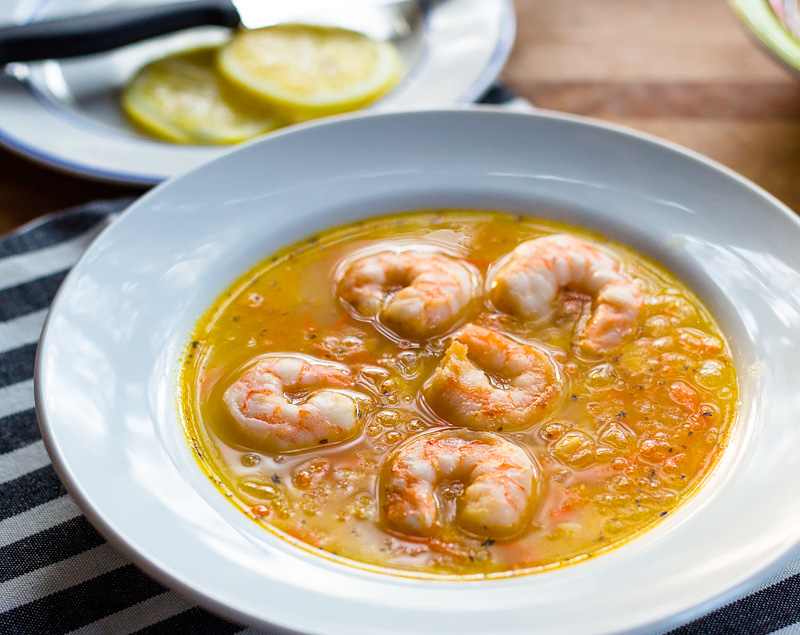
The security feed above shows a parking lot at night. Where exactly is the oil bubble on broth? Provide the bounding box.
[179,210,738,578]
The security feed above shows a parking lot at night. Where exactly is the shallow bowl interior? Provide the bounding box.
[36,109,800,635]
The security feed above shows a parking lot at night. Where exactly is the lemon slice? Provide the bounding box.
[122,47,283,145]
[218,24,402,120]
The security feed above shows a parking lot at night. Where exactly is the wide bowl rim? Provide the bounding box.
[35,106,800,634]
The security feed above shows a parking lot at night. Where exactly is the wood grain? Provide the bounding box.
[1,0,799,232]
[0,150,140,234]
[506,0,790,82]
[503,0,800,212]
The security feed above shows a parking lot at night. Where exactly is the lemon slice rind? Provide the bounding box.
[217,25,403,120]
[122,47,283,145]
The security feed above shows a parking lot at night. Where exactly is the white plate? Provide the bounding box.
[0,0,514,185]
[36,109,800,634]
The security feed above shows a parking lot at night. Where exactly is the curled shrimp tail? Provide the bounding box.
[424,324,562,431]
[583,286,643,352]
[385,482,437,535]
[383,431,537,539]
[488,234,644,352]
[337,249,480,340]
[223,355,369,452]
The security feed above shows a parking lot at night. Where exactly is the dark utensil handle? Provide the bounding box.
[0,0,241,66]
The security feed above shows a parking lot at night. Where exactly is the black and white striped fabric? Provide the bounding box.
[4,107,800,635]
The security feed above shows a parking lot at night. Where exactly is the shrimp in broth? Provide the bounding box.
[384,429,537,538]
[337,249,480,340]
[180,210,737,578]
[423,324,562,431]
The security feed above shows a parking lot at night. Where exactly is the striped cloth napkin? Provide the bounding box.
[3,96,800,635]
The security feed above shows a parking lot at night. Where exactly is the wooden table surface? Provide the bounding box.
[1,0,799,233]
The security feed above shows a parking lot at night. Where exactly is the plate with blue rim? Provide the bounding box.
[0,0,515,185]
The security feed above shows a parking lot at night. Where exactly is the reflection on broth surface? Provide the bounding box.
[179,210,737,578]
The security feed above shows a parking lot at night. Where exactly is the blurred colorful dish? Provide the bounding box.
[730,0,800,77]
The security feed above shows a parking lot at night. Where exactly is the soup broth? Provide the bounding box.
[179,210,737,578]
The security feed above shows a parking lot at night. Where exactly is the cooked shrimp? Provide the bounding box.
[337,249,478,340]
[384,430,536,538]
[488,234,644,351]
[223,355,365,452]
[424,324,561,431]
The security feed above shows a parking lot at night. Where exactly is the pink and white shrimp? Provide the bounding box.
[488,234,643,352]
[223,355,366,452]
[424,324,562,431]
[337,249,479,340]
[384,430,537,538]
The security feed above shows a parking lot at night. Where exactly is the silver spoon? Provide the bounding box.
[0,0,428,67]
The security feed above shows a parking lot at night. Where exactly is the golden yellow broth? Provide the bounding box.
[179,210,737,578]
